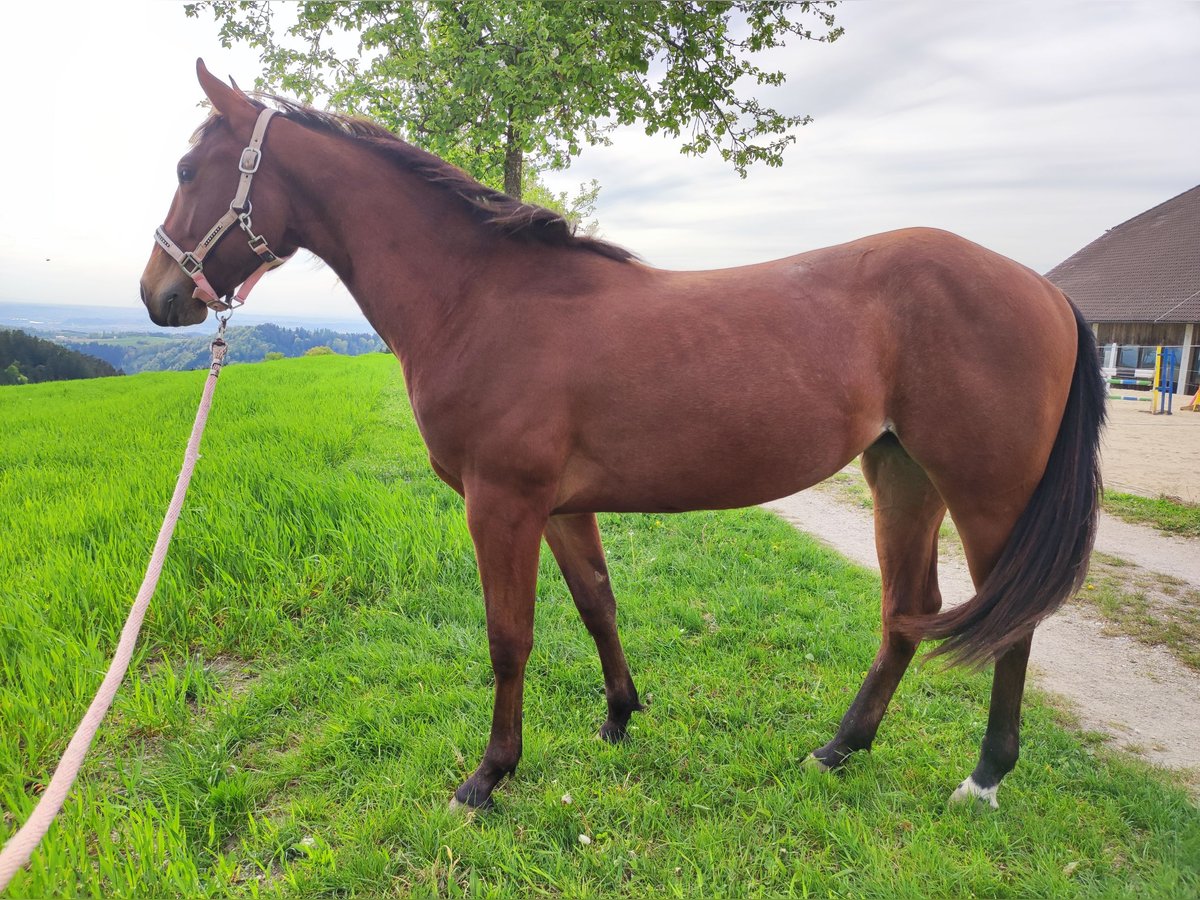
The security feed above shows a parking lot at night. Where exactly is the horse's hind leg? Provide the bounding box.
[544,513,643,741]
[944,505,1036,808]
[949,633,1032,808]
[811,435,946,770]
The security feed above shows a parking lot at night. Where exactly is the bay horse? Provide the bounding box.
[141,61,1104,812]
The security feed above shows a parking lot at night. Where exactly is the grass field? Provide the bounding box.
[2,354,1198,897]
[1103,491,1200,539]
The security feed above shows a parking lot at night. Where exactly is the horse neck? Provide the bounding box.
[274,123,508,365]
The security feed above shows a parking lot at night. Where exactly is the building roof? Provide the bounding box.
[1045,184,1200,323]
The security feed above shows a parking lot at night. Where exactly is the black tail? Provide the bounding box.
[900,298,1106,667]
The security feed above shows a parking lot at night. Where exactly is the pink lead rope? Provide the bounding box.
[3,103,293,893]
[0,330,230,893]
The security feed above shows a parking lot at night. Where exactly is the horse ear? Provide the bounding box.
[196,58,256,129]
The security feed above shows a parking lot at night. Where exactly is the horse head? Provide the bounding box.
[139,59,296,326]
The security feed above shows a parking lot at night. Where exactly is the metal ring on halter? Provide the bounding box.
[205,293,246,313]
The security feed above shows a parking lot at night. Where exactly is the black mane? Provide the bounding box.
[199,96,634,263]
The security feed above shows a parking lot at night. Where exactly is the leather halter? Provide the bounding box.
[154,108,292,311]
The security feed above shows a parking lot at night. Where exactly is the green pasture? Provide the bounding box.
[1,354,1197,897]
[1103,491,1200,539]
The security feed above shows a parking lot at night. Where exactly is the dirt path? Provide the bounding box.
[763,490,1200,772]
[1095,512,1200,583]
[1102,400,1200,503]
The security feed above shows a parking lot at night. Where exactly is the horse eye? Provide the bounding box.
[177,165,195,184]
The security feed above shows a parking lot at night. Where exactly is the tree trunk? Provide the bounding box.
[504,123,523,200]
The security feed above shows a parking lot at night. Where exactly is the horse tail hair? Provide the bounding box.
[896,297,1106,668]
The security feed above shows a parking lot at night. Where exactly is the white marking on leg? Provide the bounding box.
[949,775,999,809]
[803,753,832,773]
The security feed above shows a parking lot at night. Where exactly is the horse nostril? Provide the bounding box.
[165,292,178,307]
[139,283,149,305]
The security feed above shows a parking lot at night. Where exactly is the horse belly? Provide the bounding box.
[555,394,876,514]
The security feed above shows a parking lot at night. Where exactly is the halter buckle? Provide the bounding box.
[179,252,203,277]
[247,233,278,262]
[239,146,262,174]
[203,294,244,313]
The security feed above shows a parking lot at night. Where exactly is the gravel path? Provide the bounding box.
[1095,512,1200,584]
[763,490,1200,771]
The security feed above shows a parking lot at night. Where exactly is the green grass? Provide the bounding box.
[1103,491,1200,539]
[2,355,1198,897]
[814,471,873,510]
[1076,554,1200,671]
[71,333,182,348]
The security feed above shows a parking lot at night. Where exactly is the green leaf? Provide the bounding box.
[184,0,842,196]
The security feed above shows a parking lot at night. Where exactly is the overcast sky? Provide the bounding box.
[1,1,1197,326]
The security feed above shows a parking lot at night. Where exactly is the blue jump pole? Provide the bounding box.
[1156,348,1179,415]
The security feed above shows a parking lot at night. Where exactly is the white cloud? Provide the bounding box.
[546,0,1200,271]
[2,0,1197,324]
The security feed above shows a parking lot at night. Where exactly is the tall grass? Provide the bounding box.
[2,354,1197,896]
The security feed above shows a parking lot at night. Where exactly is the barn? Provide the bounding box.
[1045,184,1200,399]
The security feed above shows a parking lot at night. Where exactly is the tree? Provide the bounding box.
[186,1,841,198]
[0,330,122,384]
[1,362,27,386]
[304,346,336,356]
[263,351,285,360]
[522,174,601,236]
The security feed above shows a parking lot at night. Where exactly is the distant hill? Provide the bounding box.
[0,329,123,385]
[60,323,387,373]
[0,300,375,335]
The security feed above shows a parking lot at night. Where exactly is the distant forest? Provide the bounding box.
[1,329,123,385]
[61,323,387,374]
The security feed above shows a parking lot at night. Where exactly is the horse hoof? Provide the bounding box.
[802,753,833,773]
[807,743,855,772]
[599,721,628,743]
[948,776,999,809]
[450,788,494,813]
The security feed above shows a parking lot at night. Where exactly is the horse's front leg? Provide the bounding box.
[451,480,550,810]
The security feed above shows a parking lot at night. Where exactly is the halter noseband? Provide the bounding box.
[154,107,292,312]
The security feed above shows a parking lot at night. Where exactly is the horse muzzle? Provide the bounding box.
[140,250,211,327]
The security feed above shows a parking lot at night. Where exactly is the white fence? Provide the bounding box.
[1099,343,1194,396]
